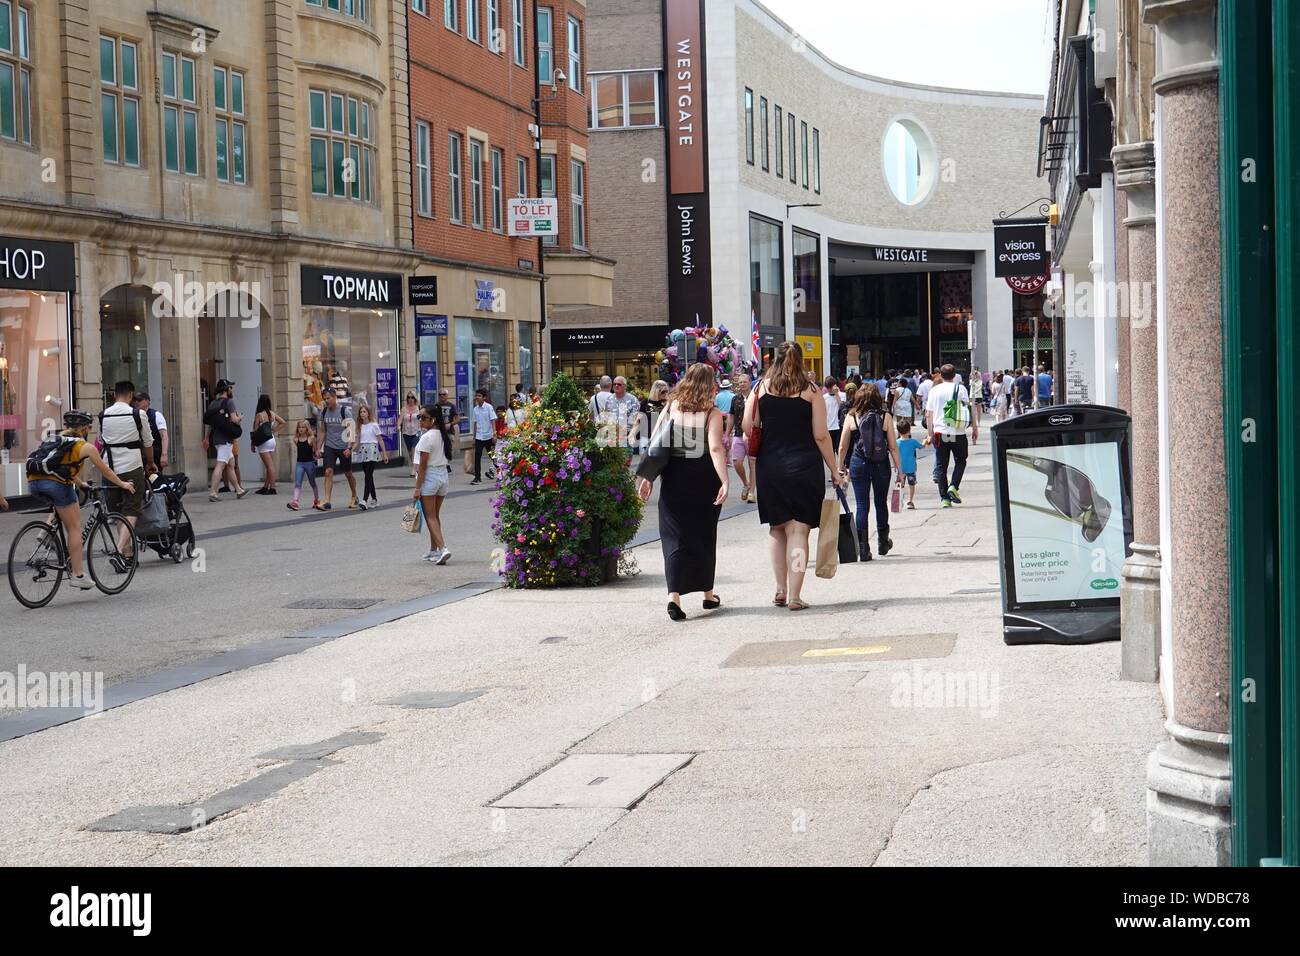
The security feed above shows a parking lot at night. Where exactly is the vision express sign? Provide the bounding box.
[993,224,1049,279]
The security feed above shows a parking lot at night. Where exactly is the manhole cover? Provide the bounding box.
[284,598,383,610]
[723,633,957,668]
[493,753,693,809]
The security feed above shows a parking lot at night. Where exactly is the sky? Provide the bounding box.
[756,0,1053,96]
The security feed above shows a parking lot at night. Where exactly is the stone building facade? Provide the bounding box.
[0,0,419,494]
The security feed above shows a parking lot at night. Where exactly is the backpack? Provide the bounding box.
[144,407,162,455]
[98,406,146,469]
[856,411,889,464]
[942,384,970,430]
[205,398,242,440]
[26,436,81,481]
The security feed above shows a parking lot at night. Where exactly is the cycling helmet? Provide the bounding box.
[62,409,93,429]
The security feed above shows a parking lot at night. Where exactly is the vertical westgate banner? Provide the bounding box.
[664,0,713,328]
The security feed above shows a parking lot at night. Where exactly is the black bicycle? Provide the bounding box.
[7,485,139,608]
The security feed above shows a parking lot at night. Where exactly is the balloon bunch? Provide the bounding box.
[654,323,758,385]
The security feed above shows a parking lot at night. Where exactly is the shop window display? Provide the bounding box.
[302,307,398,425]
[0,291,71,496]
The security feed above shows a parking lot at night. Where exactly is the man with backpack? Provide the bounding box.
[99,381,155,552]
[202,379,249,501]
[924,364,977,508]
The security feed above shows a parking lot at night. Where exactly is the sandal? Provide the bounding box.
[788,599,810,612]
[773,591,787,607]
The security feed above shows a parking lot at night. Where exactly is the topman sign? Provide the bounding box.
[300,266,402,309]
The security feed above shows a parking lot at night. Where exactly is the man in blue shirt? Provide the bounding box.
[1037,366,1054,407]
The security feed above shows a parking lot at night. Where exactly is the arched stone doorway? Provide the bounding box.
[198,288,270,482]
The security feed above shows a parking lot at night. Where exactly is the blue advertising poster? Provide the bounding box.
[420,361,439,405]
[455,361,471,435]
[417,314,448,338]
[376,368,399,453]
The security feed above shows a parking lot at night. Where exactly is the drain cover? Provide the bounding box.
[493,753,693,809]
[284,598,382,610]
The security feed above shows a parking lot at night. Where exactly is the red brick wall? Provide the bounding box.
[539,0,593,255]
[409,1,543,272]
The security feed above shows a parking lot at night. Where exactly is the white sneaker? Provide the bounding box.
[424,549,443,563]
[358,500,369,511]
[69,575,95,591]
[436,549,451,565]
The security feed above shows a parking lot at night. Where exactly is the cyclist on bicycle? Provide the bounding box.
[25,410,137,590]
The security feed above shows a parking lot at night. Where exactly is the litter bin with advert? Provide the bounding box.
[990,405,1133,645]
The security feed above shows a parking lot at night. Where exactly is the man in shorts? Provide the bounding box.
[203,379,248,501]
[99,380,155,552]
[315,388,359,509]
[728,372,756,502]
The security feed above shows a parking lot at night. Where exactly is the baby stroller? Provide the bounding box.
[137,473,198,563]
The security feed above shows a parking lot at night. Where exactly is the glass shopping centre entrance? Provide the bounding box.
[828,243,975,378]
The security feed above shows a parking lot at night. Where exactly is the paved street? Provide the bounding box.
[0,442,1165,866]
[0,459,738,725]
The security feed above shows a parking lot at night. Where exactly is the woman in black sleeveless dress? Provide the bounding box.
[744,342,845,611]
[635,364,730,621]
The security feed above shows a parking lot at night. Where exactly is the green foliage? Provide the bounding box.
[539,372,589,417]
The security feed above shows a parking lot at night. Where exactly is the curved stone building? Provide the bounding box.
[565,0,1045,387]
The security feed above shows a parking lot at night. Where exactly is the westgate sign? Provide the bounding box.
[663,0,713,327]
[872,246,930,263]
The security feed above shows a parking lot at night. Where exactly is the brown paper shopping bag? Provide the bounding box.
[815,495,840,579]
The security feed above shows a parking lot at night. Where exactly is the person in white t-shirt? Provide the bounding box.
[823,377,844,457]
[924,364,978,508]
[99,380,155,554]
[412,403,453,565]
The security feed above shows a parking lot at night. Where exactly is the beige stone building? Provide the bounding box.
[0,0,421,494]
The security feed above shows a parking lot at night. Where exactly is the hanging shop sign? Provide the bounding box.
[991,405,1133,645]
[663,0,713,328]
[993,224,1050,278]
[0,237,77,292]
[507,198,559,237]
[1007,273,1049,295]
[409,276,439,306]
[301,266,402,309]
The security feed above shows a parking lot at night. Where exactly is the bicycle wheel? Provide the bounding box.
[86,514,138,595]
[7,520,65,609]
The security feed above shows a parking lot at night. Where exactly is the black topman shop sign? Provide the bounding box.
[301,266,402,309]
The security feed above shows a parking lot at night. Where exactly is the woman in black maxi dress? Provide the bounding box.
[636,364,730,621]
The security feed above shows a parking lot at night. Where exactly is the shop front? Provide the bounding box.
[1012,290,1053,372]
[551,325,667,396]
[300,265,402,458]
[0,236,76,499]
[408,267,542,439]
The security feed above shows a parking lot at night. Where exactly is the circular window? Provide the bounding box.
[883,120,936,206]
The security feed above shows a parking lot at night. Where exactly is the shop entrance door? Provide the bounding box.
[198,291,267,482]
[101,284,183,469]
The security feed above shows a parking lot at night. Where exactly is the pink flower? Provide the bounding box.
[516,533,526,542]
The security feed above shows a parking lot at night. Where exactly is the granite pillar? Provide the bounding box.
[1114,187,1132,417]
[1142,0,1231,866]
[1114,141,1160,684]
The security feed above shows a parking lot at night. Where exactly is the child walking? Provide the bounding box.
[355,404,388,510]
[287,421,322,511]
[895,419,926,510]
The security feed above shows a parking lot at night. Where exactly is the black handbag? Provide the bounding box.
[836,487,858,564]
[634,403,675,483]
